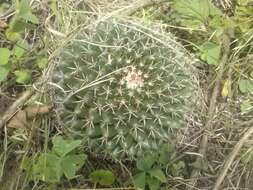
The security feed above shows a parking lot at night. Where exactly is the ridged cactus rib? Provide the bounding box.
[53,19,196,160]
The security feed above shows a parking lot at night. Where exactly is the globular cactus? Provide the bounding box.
[53,19,196,160]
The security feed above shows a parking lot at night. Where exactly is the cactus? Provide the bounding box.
[53,19,196,160]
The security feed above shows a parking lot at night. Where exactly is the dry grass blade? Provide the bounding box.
[213,125,253,190]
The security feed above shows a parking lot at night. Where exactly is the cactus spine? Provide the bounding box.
[53,19,196,160]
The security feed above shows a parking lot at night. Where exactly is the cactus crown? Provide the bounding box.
[53,19,196,160]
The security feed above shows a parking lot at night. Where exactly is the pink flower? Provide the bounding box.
[124,67,144,89]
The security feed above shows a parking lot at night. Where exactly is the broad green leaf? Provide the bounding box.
[5,28,21,41]
[61,154,86,179]
[33,153,62,182]
[173,0,222,29]
[17,0,39,24]
[89,169,115,186]
[240,100,253,114]
[37,57,48,69]
[133,172,146,189]
[14,40,29,58]
[52,136,82,156]
[158,144,174,165]
[18,0,30,15]
[20,12,39,24]
[0,65,11,82]
[199,42,221,65]
[146,175,160,190]
[8,17,27,33]
[0,48,10,65]
[239,79,253,93]
[148,168,166,183]
[137,155,155,171]
[14,69,31,84]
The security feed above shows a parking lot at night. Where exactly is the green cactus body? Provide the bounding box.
[53,19,196,160]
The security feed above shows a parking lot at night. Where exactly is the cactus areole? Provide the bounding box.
[53,19,196,160]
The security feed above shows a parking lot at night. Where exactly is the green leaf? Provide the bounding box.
[158,144,175,165]
[146,175,160,190]
[8,17,27,33]
[33,153,62,183]
[52,136,82,157]
[0,48,11,65]
[14,40,29,58]
[89,169,115,186]
[14,69,31,84]
[61,154,86,179]
[199,42,221,65]
[173,0,222,29]
[148,168,166,183]
[5,28,21,41]
[133,172,146,189]
[0,65,11,82]
[17,0,39,24]
[37,56,48,69]
[137,155,155,171]
[20,12,39,24]
[239,79,253,93]
[240,100,253,114]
